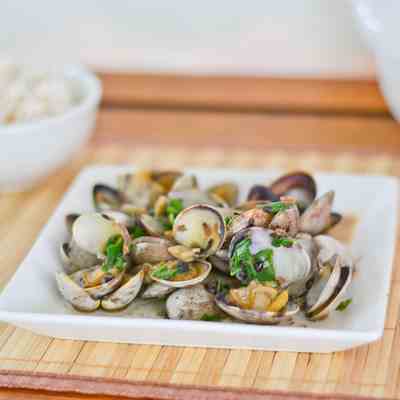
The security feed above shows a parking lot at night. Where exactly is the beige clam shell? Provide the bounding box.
[215,298,299,325]
[101,270,144,311]
[151,261,212,288]
[56,272,100,312]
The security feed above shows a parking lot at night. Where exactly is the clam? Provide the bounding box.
[166,284,218,320]
[117,170,165,209]
[101,270,144,311]
[85,273,124,299]
[228,227,311,287]
[72,212,130,256]
[299,191,341,235]
[170,174,198,191]
[229,208,272,236]
[101,211,135,228]
[247,185,279,202]
[269,172,317,211]
[150,260,212,288]
[168,190,219,208]
[207,182,239,207]
[56,272,100,312]
[208,249,230,274]
[65,213,80,235]
[64,240,100,270]
[305,258,352,320]
[59,242,83,274]
[216,297,299,325]
[167,245,201,263]
[139,214,165,237]
[215,281,298,324]
[314,235,354,269]
[151,170,182,192]
[93,184,124,212]
[173,204,225,257]
[131,237,174,264]
[141,281,176,299]
[270,205,300,237]
[69,264,122,288]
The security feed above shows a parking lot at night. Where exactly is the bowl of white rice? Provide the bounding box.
[0,61,101,191]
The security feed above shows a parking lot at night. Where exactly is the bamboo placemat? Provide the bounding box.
[1,145,399,399]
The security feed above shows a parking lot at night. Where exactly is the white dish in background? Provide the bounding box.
[0,65,101,192]
[0,166,397,353]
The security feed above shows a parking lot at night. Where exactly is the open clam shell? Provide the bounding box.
[85,273,124,300]
[207,182,239,207]
[59,242,84,274]
[269,172,317,211]
[305,259,352,320]
[173,204,225,257]
[170,174,198,192]
[139,214,165,237]
[141,281,176,299]
[270,205,300,237]
[228,227,311,286]
[168,190,219,208]
[299,191,340,235]
[247,185,280,202]
[215,297,299,325]
[65,213,80,235]
[93,184,124,212]
[101,270,144,311]
[72,212,130,256]
[208,249,230,274]
[65,239,100,270]
[131,237,174,264]
[314,235,354,268]
[150,260,212,288]
[56,272,100,312]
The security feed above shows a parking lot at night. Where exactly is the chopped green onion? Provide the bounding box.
[152,264,178,280]
[102,235,126,272]
[271,236,294,248]
[264,201,291,214]
[129,225,146,239]
[336,298,352,311]
[200,314,222,322]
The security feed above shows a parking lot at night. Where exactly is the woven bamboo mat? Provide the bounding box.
[1,145,400,399]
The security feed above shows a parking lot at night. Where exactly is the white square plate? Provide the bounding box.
[0,166,398,353]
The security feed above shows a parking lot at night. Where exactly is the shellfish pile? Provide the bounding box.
[56,170,354,324]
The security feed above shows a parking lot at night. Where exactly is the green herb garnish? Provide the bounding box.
[224,215,233,227]
[102,235,126,272]
[152,264,178,280]
[230,238,276,283]
[336,298,352,311]
[264,201,291,214]
[167,198,183,222]
[129,225,146,239]
[271,236,294,248]
[201,314,222,322]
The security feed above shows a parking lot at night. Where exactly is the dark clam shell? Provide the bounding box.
[247,185,279,202]
[269,172,317,210]
[93,184,124,212]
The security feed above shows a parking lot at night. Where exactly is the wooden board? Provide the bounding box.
[1,145,400,399]
[99,73,388,115]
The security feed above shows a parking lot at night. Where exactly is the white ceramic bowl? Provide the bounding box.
[0,66,102,191]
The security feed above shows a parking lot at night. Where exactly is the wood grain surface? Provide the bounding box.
[1,73,400,400]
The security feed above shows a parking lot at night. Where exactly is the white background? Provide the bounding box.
[1,0,374,78]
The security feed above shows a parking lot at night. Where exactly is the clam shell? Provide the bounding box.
[215,298,299,325]
[59,242,82,274]
[247,185,279,202]
[139,214,165,237]
[168,190,219,208]
[93,184,124,212]
[314,235,354,268]
[270,206,300,237]
[65,213,80,235]
[207,182,239,207]
[229,227,311,285]
[269,172,317,211]
[208,249,230,274]
[101,270,144,310]
[131,237,174,264]
[67,239,100,270]
[173,204,225,257]
[166,284,218,320]
[305,260,352,320]
[151,261,212,288]
[170,174,198,191]
[72,212,130,256]
[141,282,176,299]
[56,272,100,312]
[85,272,124,300]
[299,191,336,235]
